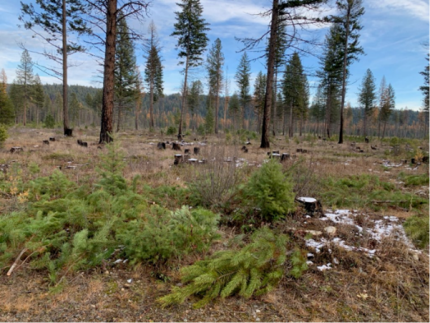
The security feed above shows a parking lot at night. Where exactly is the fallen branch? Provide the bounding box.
[7,248,28,276]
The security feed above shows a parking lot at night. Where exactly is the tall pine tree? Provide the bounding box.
[114,13,139,132]
[144,21,163,130]
[419,51,429,134]
[358,68,376,138]
[332,0,365,144]
[235,52,251,130]
[16,49,34,126]
[206,38,224,134]
[20,0,89,135]
[171,0,209,138]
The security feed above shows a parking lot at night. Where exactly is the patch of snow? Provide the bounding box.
[297,197,317,203]
[317,263,332,271]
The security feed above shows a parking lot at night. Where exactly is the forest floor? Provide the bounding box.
[0,126,428,322]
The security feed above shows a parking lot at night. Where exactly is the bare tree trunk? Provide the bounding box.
[260,0,278,148]
[289,103,293,138]
[149,81,154,129]
[178,57,189,138]
[338,5,351,144]
[99,0,117,144]
[62,0,71,136]
[272,69,278,135]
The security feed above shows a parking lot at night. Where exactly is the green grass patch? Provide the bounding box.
[320,174,428,211]
[398,172,429,187]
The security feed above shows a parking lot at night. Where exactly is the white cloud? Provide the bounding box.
[367,0,429,22]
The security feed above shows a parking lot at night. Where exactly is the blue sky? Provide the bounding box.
[0,0,428,110]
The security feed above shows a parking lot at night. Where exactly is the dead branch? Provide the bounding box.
[7,248,28,276]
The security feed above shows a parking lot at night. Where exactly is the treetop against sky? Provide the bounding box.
[0,0,428,110]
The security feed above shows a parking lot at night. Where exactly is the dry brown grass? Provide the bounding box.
[0,127,428,321]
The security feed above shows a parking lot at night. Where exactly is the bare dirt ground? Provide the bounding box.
[0,127,428,322]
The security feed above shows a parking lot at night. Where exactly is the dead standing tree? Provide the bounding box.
[238,0,327,148]
[86,0,150,143]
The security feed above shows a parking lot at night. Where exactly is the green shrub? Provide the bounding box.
[117,206,220,264]
[158,227,307,308]
[44,115,55,128]
[404,213,429,249]
[245,160,295,221]
[0,124,7,148]
[166,126,177,135]
[398,172,429,187]
[197,124,206,136]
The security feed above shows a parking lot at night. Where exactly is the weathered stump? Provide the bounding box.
[10,147,23,153]
[365,137,369,143]
[281,153,290,162]
[296,148,302,153]
[65,128,73,137]
[43,140,50,145]
[296,197,324,217]
[172,143,181,151]
[193,147,200,155]
[241,145,247,151]
[174,154,183,165]
[49,137,56,141]
[184,149,190,154]
[157,142,166,150]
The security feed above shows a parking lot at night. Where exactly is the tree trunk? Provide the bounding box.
[289,102,293,138]
[178,56,189,138]
[62,0,71,136]
[99,0,117,144]
[338,5,351,144]
[116,101,122,132]
[149,80,154,129]
[363,108,367,138]
[272,68,278,135]
[215,78,220,134]
[260,0,278,148]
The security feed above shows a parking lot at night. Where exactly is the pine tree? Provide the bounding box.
[235,52,251,130]
[419,52,429,135]
[253,72,266,131]
[206,38,224,134]
[332,0,365,144]
[317,25,344,138]
[171,0,210,138]
[20,0,89,135]
[379,83,395,139]
[282,52,307,138]
[114,13,139,132]
[309,83,326,135]
[144,21,163,130]
[228,93,241,130]
[69,92,81,126]
[87,0,149,143]
[33,75,45,125]
[16,49,35,126]
[358,69,376,138]
[188,80,203,130]
[0,69,15,125]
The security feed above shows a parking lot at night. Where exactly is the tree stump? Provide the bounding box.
[365,137,369,143]
[184,149,190,154]
[65,128,73,137]
[423,156,429,164]
[174,154,183,165]
[10,147,23,153]
[157,142,166,150]
[43,140,50,145]
[296,197,324,217]
[281,153,290,162]
[49,137,56,141]
[172,143,181,151]
[193,147,200,155]
[296,148,302,153]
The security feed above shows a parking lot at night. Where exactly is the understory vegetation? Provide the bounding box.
[0,132,428,317]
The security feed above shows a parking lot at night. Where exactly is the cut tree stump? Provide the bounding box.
[296,197,324,217]
[281,153,290,162]
[172,143,181,151]
[157,142,166,150]
[174,154,183,165]
[193,147,200,155]
[10,147,23,153]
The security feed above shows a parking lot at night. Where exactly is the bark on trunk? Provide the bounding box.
[260,0,279,148]
[338,5,351,144]
[99,0,117,144]
[178,56,189,138]
[62,0,71,136]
